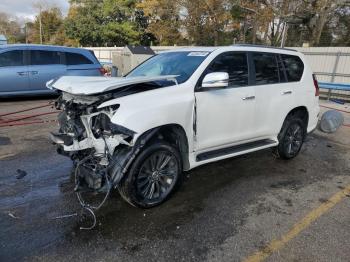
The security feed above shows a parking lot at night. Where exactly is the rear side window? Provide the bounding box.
[30,50,61,65]
[0,50,24,67]
[207,52,248,87]
[65,52,93,65]
[253,53,279,85]
[281,54,304,82]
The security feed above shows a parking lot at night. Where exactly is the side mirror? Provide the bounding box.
[201,72,229,88]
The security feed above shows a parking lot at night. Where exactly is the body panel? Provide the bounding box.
[0,47,29,92]
[99,84,196,152]
[195,86,256,150]
[49,75,178,95]
[29,64,66,91]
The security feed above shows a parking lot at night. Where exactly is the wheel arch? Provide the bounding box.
[284,106,309,130]
[141,124,190,171]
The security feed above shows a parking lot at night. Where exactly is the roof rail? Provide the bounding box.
[232,44,297,52]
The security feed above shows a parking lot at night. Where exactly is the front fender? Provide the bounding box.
[98,86,195,147]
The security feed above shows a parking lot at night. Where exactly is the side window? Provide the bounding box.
[281,54,304,82]
[253,53,279,85]
[66,52,93,65]
[0,50,24,67]
[30,50,61,65]
[207,52,248,87]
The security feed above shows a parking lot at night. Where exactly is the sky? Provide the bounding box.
[0,0,69,22]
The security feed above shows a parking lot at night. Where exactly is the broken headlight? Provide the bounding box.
[91,113,112,138]
[91,112,136,139]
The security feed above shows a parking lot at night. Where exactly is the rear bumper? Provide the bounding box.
[307,104,320,133]
[307,126,317,134]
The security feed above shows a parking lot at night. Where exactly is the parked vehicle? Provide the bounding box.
[0,44,105,97]
[49,45,320,209]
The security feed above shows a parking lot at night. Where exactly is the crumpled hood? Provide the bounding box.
[47,75,178,95]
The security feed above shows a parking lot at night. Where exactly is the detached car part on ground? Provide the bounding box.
[48,46,320,220]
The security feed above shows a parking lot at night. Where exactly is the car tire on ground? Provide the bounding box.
[118,141,183,208]
[274,115,306,160]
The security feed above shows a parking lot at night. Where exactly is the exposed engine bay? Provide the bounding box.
[50,76,177,190]
[49,75,178,228]
[52,92,132,189]
[51,92,146,229]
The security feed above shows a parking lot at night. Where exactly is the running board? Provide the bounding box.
[196,139,277,162]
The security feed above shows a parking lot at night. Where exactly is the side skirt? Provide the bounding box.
[196,139,277,162]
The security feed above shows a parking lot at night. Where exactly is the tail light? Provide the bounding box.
[312,74,319,96]
[99,67,107,76]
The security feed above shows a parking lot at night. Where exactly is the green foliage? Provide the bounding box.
[0,12,24,43]
[30,7,63,44]
[64,0,148,46]
[1,0,349,47]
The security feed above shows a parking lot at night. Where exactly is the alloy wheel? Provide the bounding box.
[136,150,178,203]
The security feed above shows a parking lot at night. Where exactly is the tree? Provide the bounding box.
[28,7,64,44]
[65,0,145,46]
[283,0,349,46]
[0,12,24,43]
[137,0,183,45]
[181,0,233,45]
[332,6,350,46]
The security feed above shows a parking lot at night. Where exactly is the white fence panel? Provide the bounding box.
[86,46,350,84]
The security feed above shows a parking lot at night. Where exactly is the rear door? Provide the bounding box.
[252,52,295,137]
[28,49,66,91]
[0,49,29,93]
[64,51,101,76]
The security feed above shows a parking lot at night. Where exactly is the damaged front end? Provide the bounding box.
[51,92,136,197]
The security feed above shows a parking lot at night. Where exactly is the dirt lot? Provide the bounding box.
[0,98,349,262]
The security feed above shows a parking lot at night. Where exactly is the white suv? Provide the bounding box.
[49,45,320,208]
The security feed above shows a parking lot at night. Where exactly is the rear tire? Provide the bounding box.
[118,141,182,208]
[274,116,306,160]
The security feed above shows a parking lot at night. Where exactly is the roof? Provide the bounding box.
[233,44,297,52]
[125,45,155,55]
[0,35,7,41]
[163,45,299,55]
[164,46,219,53]
[0,44,88,51]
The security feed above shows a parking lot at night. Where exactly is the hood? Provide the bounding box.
[47,75,178,95]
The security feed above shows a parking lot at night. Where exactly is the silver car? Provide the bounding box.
[0,44,105,97]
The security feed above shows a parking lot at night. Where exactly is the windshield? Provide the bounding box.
[127,51,210,84]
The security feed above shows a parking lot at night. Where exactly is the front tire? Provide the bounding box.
[274,116,306,159]
[118,141,182,208]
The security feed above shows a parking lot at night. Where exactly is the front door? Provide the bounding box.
[194,52,256,151]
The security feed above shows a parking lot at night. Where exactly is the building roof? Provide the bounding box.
[0,35,7,41]
[125,45,155,55]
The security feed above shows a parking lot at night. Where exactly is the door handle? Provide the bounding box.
[17,71,28,76]
[30,71,38,75]
[242,95,255,100]
[282,91,292,95]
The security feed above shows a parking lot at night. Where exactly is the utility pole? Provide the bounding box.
[34,1,44,44]
[39,5,43,44]
[25,23,28,44]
